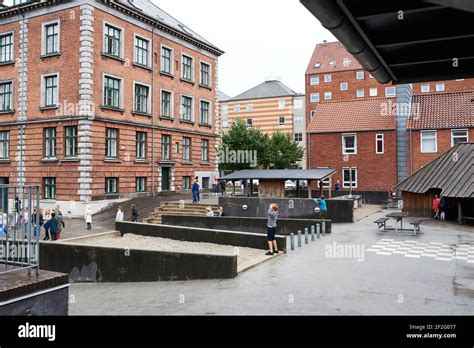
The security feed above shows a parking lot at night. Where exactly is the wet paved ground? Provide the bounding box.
[68,210,474,315]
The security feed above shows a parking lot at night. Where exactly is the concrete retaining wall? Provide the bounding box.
[115,222,287,251]
[219,197,353,223]
[161,215,332,235]
[40,238,238,282]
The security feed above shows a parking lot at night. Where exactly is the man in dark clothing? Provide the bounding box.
[45,213,59,241]
[54,210,65,240]
[131,204,138,222]
[192,181,200,204]
[220,179,226,195]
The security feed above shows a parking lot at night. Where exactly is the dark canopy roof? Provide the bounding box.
[301,0,474,84]
[221,169,336,181]
[396,143,473,198]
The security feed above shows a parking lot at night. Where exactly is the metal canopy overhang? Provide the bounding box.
[221,169,336,182]
[301,0,474,84]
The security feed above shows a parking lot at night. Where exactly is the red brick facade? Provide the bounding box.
[0,1,222,203]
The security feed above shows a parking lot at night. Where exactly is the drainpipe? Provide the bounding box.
[17,5,26,193]
[150,19,159,196]
[409,128,413,175]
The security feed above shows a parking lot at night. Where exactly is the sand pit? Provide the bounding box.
[64,233,276,272]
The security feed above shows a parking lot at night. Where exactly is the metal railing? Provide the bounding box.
[0,185,40,276]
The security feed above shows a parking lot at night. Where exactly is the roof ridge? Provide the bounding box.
[413,90,474,98]
[316,96,395,105]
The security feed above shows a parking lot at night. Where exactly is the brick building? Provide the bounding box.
[0,0,223,213]
[220,79,307,168]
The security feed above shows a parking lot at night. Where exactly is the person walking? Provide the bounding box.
[335,181,341,192]
[31,207,44,240]
[55,209,65,240]
[211,176,218,197]
[439,196,446,221]
[116,206,124,222]
[131,204,138,222]
[85,206,93,230]
[319,196,328,219]
[432,194,440,220]
[43,209,52,240]
[220,179,226,196]
[192,180,200,204]
[45,212,59,241]
[266,203,280,256]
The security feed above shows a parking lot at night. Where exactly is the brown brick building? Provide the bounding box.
[0,0,223,212]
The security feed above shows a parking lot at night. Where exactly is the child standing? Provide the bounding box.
[266,203,280,256]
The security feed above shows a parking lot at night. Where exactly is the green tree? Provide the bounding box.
[263,131,305,169]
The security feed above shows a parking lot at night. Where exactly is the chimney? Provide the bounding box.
[322,40,327,45]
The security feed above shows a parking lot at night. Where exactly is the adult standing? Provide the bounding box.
[432,194,440,220]
[31,207,44,240]
[220,179,226,196]
[335,181,341,192]
[116,206,124,222]
[43,209,52,240]
[85,206,93,230]
[45,213,59,241]
[55,209,65,240]
[266,203,280,256]
[192,180,200,204]
[131,204,138,222]
[211,176,218,197]
[218,206,227,217]
[195,176,200,202]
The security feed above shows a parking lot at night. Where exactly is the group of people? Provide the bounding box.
[205,206,227,217]
[432,194,446,220]
[114,204,139,224]
[192,176,228,203]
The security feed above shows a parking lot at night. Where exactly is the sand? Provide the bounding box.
[65,233,274,272]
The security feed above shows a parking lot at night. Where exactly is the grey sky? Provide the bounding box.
[154,0,335,97]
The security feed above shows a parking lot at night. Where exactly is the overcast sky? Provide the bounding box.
[155,0,335,97]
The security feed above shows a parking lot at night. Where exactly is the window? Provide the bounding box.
[201,139,209,162]
[451,129,468,146]
[340,82,348,91]
[103,76,121,108]
[136,177,146,192]
[310,76,319,85]
[421,84,430,93]
[0,33,13,63]
[202,177,210,189]
[369,88,378,97]
[294,133,303,142]
[162,135,171,160]
[324,92,332,100]
[246,118,253,128]
[246,103,253,112]
[342,134,357,154]
[106,128,118,158]
[161,46,173,74]
[278,99,286,110]
[44,128,56,158]
[356,71,364,80]
[221,103,228,116]
[43,75,58,107]
[134,83,150,114]
[376,134,384,154]
[136,131,146,160]
[278,116,286,126]
[234,104,241,112]
[183,137,191,161]
[161,90,172,118]
[324,74,331,83]
[356,89,364,98]
[420,131,437,153]
[0,131,9,159]
[0,81,12,111]
[105,178,118,194]
[43,178,56,199]
[385,87,396,97]
[181,55,193,81]
[104,24,122,57]
[64,126,77,157]
[182,176,191,190]
[200,62,210,87]
[436,83,445,92]
[200,100,211,125]
[181,96,193,121]
[343,168,357,188]
[310,93,320,103]
[43,22,59,55]
[134,36,149,67]
[294,115,304,126]
[294,99,304,109]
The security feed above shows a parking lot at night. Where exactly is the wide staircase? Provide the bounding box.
[146,201,220,224]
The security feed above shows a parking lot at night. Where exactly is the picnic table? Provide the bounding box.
[385,212,410,233]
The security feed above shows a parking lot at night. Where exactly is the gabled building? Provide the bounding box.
[0,0,223,212]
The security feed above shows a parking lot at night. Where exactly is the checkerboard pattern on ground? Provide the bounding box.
[367,239,474,263]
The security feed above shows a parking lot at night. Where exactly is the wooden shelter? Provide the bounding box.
[396,143,473,222]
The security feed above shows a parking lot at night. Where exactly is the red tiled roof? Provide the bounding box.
[409,91,474,129]
[307,98,397,133]
[306,41,363,75]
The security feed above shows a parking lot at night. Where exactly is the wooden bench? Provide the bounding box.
[374,217,389,231]
[462,216,474,225]
[410,219,422,235]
